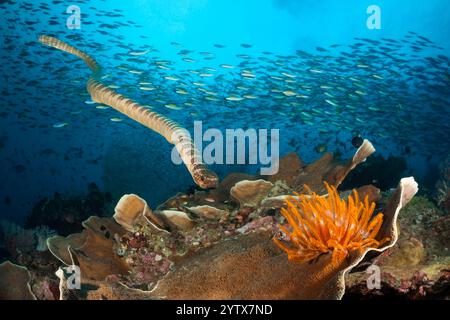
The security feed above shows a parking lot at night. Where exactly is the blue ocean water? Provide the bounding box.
[0,0,449,223]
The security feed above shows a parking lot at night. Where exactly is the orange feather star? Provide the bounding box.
[273,183,390,265]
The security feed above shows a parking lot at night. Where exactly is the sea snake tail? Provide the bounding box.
[39,35,218,189]
[39,35,100,73]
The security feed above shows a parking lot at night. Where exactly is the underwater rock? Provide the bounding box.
[393,196,450,257]
[292,139,375,194]
[25,183,113,236]
[0,261,36,300]
[47,216,129,281]
[230,179,274,208]
[384,237,426,267]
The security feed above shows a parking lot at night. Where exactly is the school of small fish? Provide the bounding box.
[0,0,449,178]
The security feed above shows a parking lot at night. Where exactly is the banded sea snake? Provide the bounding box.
[39,35,219,189]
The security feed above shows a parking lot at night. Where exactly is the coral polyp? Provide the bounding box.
[274,183,389,265]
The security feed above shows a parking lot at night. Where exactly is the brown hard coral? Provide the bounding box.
[273,183,389,266]
[42,138,418,300]
[230,179,274,208]
[113,194,165,232]
[260,184,381,212]
[345,192,450,299]
[156,210,195,231]
[47,216,129,281]
[144,178,418,300]
[0,261,36,300]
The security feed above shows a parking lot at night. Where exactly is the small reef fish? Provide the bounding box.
[52,122,68,128]
[128,50,149,56]
[165,104,184,110]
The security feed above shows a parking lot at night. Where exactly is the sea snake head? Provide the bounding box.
[171,128,219,189]
[193,165,219,189]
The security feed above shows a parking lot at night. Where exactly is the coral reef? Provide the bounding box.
[274,183,388,265]
[88,177,414,300]
[22,140,416,300]
[113,194,164,232]
[340,155,407,191]
[0,222,64,300]
[267,152,304,186]
[0,261,35,300]
[3,140,438,300]
[230,179,274,208]
[270,140,376,194]
[47,216,129,281]
[25,183,113,235]
[40,35,218,189]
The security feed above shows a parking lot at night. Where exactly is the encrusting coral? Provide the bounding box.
[273,183,389,266]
